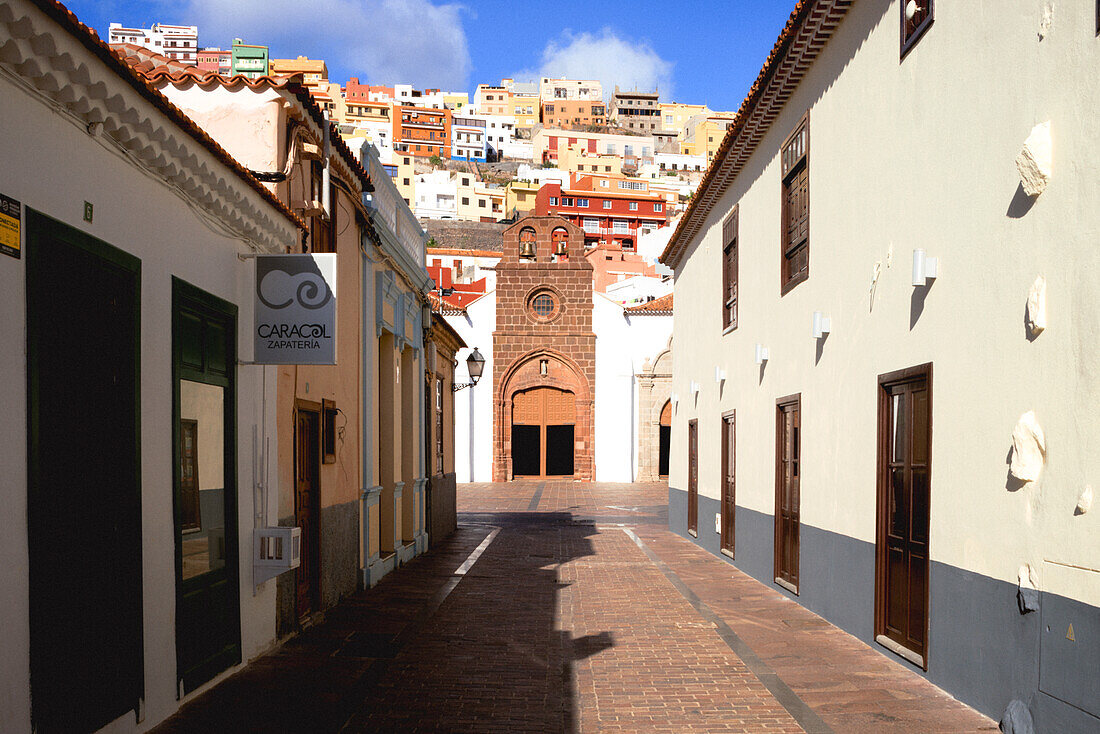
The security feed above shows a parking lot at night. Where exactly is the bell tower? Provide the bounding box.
[493,216,595,481]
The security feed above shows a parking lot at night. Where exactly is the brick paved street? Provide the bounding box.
[154,482,996,733]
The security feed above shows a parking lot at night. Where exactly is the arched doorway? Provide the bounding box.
[659,400,672,478]
[511,386,576,478]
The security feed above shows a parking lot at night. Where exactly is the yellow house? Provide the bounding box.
[443,91,469,111]
[270,55,328,89]
[392,152,416,207]
[504,180,539,217]
[510,93,539,129]
[659,102,710,135]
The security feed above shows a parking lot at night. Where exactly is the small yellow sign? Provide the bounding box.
[0,193,20,259]
[1066,623,1075,642]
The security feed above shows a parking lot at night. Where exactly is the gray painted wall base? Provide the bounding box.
[397,541,416,564]
[668,486,1099,733]
[320,500,359,609]
[364,552,395,588]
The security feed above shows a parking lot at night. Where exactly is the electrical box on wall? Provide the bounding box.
[253,526,301,586]
[715,513,721,533]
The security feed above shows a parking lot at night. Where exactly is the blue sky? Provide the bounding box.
[67,0,797,111]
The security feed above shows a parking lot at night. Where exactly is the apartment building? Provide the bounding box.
[269,55,328,90]
[506,80,540,129]
[534,129,656,168]
[230,38,268,79]
[680,114,738,163]
[474,83,510,115]
[659,102,710,136]
[557,143,624,177]
[534,174,668,250]
[539,76,603,102]
[541,99,606,131]
[195,46,231,74]
[451,116,487,161]
[346,79,394,103]
[393,104,451,159]
[662,2,1100,732]
[611,86,661,132]
[108,21,197,64]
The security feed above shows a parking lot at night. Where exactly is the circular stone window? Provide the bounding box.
[528,291,560,322]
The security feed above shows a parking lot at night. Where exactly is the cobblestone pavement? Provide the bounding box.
[154,481,996,733]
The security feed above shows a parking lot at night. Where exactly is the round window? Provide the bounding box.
[532,294,555,316]
[527,291,560,322]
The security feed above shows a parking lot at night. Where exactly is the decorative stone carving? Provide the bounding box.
[1026,275,1047,336]
[1009,411,1046,483]
[1016,121,1052,197]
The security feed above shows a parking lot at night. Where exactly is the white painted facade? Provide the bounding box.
[1,4,300,730]
[108,21,197,64]
[414,170,458,219]
[665,2,1100,730]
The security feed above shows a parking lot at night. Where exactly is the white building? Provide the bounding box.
[414,170,458,219]
[2,3,301,731]
[663,2,1100,732]
[468,114,515,160]
[539,77,603,102]
[451,116,487,162]
[108,21,197,64]
[516,164,569,188]
[651,152,707,174]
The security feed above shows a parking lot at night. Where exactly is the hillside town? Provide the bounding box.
[1,1,1098,733]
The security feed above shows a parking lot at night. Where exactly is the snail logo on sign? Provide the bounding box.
[254,254,337,364]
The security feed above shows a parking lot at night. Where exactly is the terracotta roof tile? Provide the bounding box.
[25,1,305,233]
[112,43,373,193]
[624,293,673,314]
[660,0,852,267]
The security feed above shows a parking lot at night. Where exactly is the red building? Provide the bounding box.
[426,259,489,310]
[345,78,393,101]
[392,105,451,158]
[533,174,668,251]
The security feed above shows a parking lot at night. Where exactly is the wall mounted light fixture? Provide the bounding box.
[754,344,770,364]
[811,311,832,339]
[715,366,727,384]
[689,380,700,396]
[912,249,939,287]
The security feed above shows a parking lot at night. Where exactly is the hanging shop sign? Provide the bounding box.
[0,193,21,259]
[254,254,337,364]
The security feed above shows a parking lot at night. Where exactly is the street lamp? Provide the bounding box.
[452,347,485,391]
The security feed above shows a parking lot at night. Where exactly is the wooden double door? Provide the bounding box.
[511,387,575,478]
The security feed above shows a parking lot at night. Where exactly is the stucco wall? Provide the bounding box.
[0,75,289,732]
[669,1,1100,726]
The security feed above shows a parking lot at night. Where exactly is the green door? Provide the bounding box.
[172,277,241,692]
[26,210,144,732]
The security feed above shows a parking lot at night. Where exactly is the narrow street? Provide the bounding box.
[152,482,995,733]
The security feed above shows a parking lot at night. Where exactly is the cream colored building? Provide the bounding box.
[662,2,1099,732]
[557,143,624,177]
[504,180,540,218]
[659,102,710,136]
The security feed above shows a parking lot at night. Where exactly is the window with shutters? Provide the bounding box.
[901,0,933,57]
[780,114,809,294]
[722,207,738,331]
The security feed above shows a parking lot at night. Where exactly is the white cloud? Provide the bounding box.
[182,0,470,90]
[514,29,674,101]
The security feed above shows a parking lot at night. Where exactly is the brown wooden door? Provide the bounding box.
[511,387,575,478]
[775,396,800,592]
[721,413,736,555]
[295,408,321,620]
[876,366,932,668]
[687,419,698,535]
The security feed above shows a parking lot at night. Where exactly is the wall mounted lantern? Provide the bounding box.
[714,366,727,384]
[689,380,700,396]
[452,347,485,391]
[811,311,832,339]
[912,249,939,287]
[754,343,770,365]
